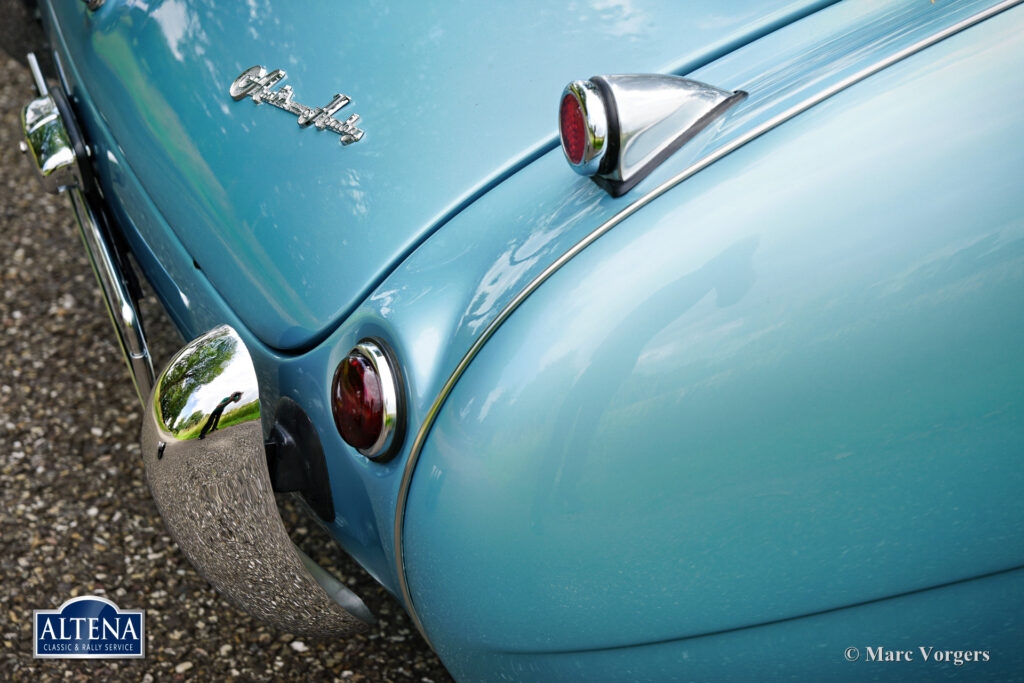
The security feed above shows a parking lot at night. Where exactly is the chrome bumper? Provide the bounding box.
[19,53,154,404]
[140,325,372,635]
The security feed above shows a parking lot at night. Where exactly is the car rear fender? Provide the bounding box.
[402,5,1024,659]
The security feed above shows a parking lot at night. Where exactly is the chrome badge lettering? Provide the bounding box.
[229,66,364,145]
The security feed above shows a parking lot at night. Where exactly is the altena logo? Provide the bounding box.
[34,596,144,659]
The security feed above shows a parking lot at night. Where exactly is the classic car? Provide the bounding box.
[11,0,1024,679]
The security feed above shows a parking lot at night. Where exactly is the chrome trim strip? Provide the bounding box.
[392,0,1024,644]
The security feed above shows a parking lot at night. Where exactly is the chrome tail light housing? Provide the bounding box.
[560,74,746,197]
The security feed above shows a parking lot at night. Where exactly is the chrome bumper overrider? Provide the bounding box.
[140,326,372,635]
[21,55,372,635]
[19,53,154,404]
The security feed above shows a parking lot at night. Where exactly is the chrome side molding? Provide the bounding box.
[19,52,155,403]
[140,326,374,635]
[561,74,745,197]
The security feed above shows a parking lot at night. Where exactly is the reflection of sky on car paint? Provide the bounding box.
[587,0,650,38]
[179,359,258,422]
[151,0,190,62]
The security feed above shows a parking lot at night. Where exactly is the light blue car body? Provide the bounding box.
[40,0,1024,679]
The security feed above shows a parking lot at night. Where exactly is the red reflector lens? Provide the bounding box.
[560,94,586,165]
[331,352,384,451]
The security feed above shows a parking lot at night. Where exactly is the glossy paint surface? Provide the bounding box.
[441,567,1024,681]
[46,0,834,350]
[403,3,1024,663]
[44,0,1024,675]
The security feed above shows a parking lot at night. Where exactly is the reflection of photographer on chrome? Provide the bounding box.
[197,391,242,440]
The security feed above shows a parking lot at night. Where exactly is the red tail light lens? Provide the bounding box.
[558,81,608,175]
[331,341,402,460]
[332,352,383,450]
[560,94,586,165]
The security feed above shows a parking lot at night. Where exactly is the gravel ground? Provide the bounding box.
[0,54,452,682]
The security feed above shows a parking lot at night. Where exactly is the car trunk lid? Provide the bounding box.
[49,0,835,349]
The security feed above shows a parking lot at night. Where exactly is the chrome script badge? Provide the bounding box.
[229,66,364,145]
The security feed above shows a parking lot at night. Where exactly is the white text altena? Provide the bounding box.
[865,646,991,665]
[39,617,139,641]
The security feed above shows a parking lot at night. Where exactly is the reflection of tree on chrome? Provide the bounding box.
[198,391,242,440]
[159,328,238,433]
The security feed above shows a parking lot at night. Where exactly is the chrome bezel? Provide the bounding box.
[560,80,608,176]
[348,340,401,460]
